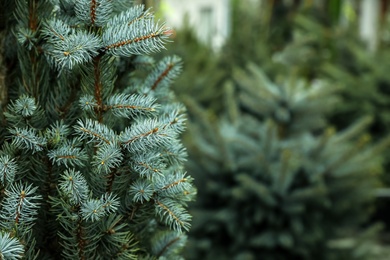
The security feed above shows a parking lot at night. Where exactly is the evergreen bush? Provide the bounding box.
[0,1,195,259]
[161,0,390,241]
[183,63,390,260]
[274,10,390,229]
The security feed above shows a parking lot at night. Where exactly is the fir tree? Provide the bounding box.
[0,1,195,259]
[183,63,390,260]
[274,8,390,230]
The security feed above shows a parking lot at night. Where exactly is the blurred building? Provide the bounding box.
[158,0,231,50]
[148,0,385,52]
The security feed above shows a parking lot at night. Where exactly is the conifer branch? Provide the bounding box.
[161,109,187,134]
[156,236,180,258]
[45,121,71,146]
[130,152,165,178]
[93,144,123,174]
[138,162,160,174]
[129,179,153,203]
[107,5,152,27]
[74,119,115,145]
[143,56,182,94]
[103,16,170,56]
[10,95,37,117]
[104,31,165,54]
[9,127,47,153]
[42,20,101,70]
[0,232,24,259]
[155,198,191,232]
[41,19,74,43]
[156,172,194,201]
[81,193,119,222]
[151,231,187,258]
[123,127,164,145]
[104,93,158,119]
[162,177,188,191]
[120,119,173,152]
[151,64,173,91]
[58,169,89,205]
[156,200,182,226]
[0,155,18,186]
[15,0,41,98]
[99,215,138,259]
[160,139,188,166]
[48,145,88,167]
[0,183,41,232]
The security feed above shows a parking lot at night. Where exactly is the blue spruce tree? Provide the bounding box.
[0,0,195,259]
[183,63,390,260]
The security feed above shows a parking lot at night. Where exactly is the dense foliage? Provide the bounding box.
[0,1,195,259]
[184,64,390,260]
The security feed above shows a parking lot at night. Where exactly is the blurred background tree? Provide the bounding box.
[151,0,390,258]
[183,62,390,260]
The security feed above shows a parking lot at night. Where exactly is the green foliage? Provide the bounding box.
[159,1,304,115]
[273,7,390,228]
[148,0,390,258]
[0,0,195,259]
[160,1,390,249]
[272,6,390,139]
[159,20,226,112]
[0,232,24,260]
[184,64,390,259]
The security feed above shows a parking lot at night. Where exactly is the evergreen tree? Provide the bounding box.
[183,63,390,260]
[0,1,195,259]
[274,8,390,230]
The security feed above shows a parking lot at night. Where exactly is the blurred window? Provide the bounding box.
[199,6,214,45]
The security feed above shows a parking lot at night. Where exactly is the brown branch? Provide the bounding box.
[14,190,26,224]
[151,63,173,91]
[27,0,40,99]
[122,127,160,145]
[129,204,140,221]
[106,168,118,193]
[156,236,180,258]
[78,127,111,145]
[104,104,155,112]
[14,132,45,149]
[93,55,103,122]
[156,200,183,226]
[28,0,38,32]
[162,178,187,190]
[104,33,162,51]
[90,0,97,25]
[56,155,77,160]
[138,162,160,174]
[76,212,86,260]
[47,26,65,41]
